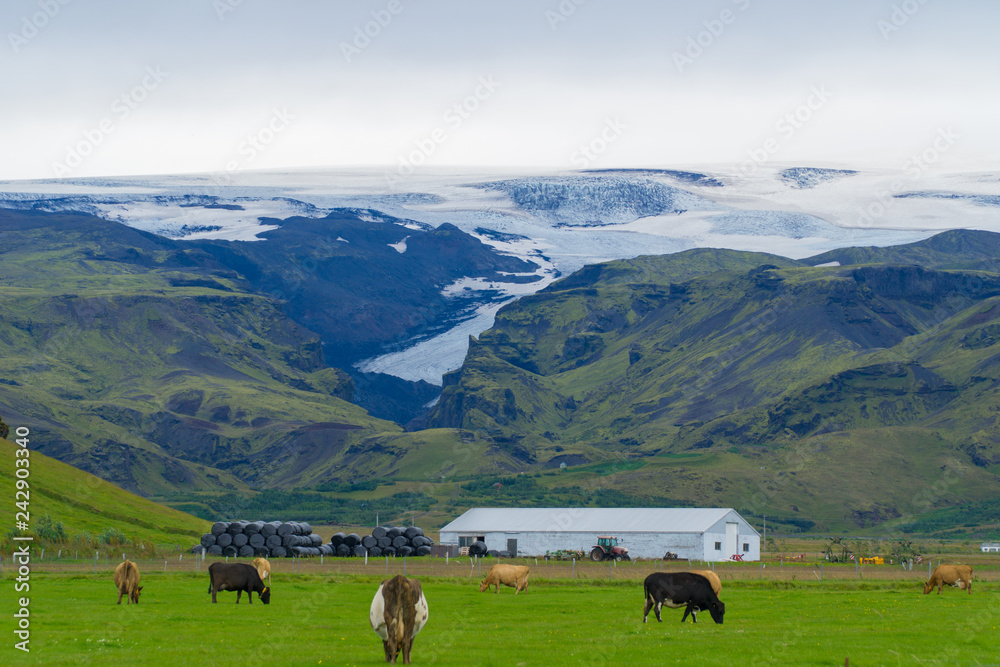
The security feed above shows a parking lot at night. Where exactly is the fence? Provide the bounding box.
[4,552,999,584]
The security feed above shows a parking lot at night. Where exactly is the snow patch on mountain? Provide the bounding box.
[707,210,837,239]
[778,167,858,189]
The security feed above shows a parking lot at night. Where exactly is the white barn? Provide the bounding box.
[438,507,760,561]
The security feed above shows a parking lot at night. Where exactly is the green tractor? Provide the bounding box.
[589,536,630,562]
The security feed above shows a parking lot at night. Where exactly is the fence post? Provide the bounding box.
[94,551,98,575]
[821,563,824,581]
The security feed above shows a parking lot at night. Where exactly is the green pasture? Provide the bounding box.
[1,572,997,666]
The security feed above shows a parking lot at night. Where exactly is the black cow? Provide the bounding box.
[642,572,724,624]
[207,562,271,604]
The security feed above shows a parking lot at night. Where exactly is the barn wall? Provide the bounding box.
[441,530,706,559]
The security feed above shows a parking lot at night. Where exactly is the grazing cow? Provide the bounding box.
[642,572,725,624]
[207,562,271,604]
[370,575,428,664]
[252,557,271,582]
[689,569,722,596]
[924,564,973,595]
[113,560,142,605]
[479,564,530,594]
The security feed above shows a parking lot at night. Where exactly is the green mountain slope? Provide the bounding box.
[425,233,1000,532]
[0,435,206,549]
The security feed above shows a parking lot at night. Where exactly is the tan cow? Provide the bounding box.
[689,570,722,596]
[370,575,428,665]
[252,557,271,582]
[924,564,973,594]
[113,560,142,605]
[479,564,530,594]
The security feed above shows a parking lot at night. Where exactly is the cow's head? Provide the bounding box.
[131,586,143,604]
[260,586,271,604]
[707,599,725,624]
[923,581,933,594]
[479,580,489,593]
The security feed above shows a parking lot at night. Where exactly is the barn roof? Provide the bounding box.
[439,507,758,535]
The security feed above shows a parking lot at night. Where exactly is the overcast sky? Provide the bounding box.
[1,0,997,180]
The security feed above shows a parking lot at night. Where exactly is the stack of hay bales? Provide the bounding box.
[195,521,330,558]
[329,526,434,557]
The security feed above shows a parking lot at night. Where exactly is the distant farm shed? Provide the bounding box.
[982,542,1000,553]
[439,508,760,561]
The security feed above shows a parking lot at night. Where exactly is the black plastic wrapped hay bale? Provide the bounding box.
[390,535,407,548]
[344,533,361,547]
[398,545,414,557]
[404,526,423,540]
[387,526,403,538]
[245,521,263,535]
[415,545,432,556]
[330,532,346,547]
[382,546,397,556]
[309,534,323,547]
[277,522,294,537]
[223,546,238,557]
[498,550,511,558]
[270,546,287,558]
[320,544,334,556]
[361,535,377,549]
[249,533,265,548]
[368,546,382,557]
[227,521,246,535]
[371,526,388,539]
[238,545,254,558]
[266,534,282,549]
[200,533,217,548]
[468,541,487,556]
[377,536,392,548]
[208,545,223,555]
[254,546,270,557]
[232,533,249,548]
[411,536,433,548]
[211,522,229,536]
[352,545,367,557]
[336,544,351,557]
[487,550,499,557]
[299,522,313,535]
[216,533,233,548]
[190,545,204,554]
[260,522,278,538]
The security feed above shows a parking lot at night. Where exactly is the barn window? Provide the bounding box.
[714,541,721,550]
[743,543,749,552]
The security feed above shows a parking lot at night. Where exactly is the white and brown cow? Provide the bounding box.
[113,560,142,605]
[370,575,428,664]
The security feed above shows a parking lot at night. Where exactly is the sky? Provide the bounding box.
[1,0,998,181]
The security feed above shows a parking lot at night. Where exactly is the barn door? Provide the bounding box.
[725,522,738,557]
[506,538,517,555]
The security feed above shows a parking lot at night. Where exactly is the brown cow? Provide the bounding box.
[924,564,973,594]
[479,564,530,594]
[113,560,142,605]
[252,557,271,582]
[689,570,722,596]
[370,575,428,664]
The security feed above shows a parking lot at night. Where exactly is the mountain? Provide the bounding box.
[424,230,1000,533]
[0,209,540,494]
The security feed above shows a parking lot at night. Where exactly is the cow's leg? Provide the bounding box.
[402,635,413,664]
[643,597,653,623]
[383,639,392,663]
[211,588,217,603]
[681,605,692,623]
[248,588,253,604]
[655,601,663,622]
[117,589,124,605]
[236,589,242,604]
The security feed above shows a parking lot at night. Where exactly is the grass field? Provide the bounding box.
[2,568,998,666]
